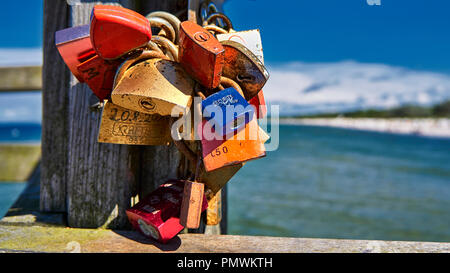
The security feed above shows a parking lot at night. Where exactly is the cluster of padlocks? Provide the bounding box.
[55,5,269,243]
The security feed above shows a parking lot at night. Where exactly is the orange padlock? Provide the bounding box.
[179,21,225,89]
[90,5,152,60]
[199,116,267,172]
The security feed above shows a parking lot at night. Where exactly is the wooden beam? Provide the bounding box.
[41,0,69,212]
[0,66,42,91]
[65,0,139,229]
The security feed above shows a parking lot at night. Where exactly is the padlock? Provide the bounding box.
[76,54,121,100]
[179,180,205,229]
[111,58,195,116]
[199,115,267,172]
[55,24,93,82]
[249,89,267,119]
[179,21,225,89]
[90,5,152,60]
[126,180,207,243]
[98,101,172,145]
[207,14,268,118]
[202,86,254,137]
[220,40,269,101]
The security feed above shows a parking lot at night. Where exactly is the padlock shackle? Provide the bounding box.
[204,25,229,35]
[151,35,179,62]
[203,12,233,32]
[148,17,176,44]
[219,76,245,98]
[145,40,165,54]
[113,50,168,89]
[146,11,181,44]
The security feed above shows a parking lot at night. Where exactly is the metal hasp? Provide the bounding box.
[90,5,152,60]
[111,58,195,116]
[55,24,92,82]
[179,21,225,89]
[221,40,269,101]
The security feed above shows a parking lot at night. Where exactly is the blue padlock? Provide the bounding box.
[201,87,255,137]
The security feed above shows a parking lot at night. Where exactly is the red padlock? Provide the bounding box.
[90,5,152,60]
[76,54,121,100]
[126,180,208,244]
[249,89,267,119]
[179,21,225,89]
[55,24,93,82]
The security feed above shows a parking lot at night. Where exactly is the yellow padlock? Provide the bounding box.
[98,101,172,145]
[111,58,195,117]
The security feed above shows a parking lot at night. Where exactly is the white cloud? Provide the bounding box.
[0,48,42,67]
[264,61,450,115]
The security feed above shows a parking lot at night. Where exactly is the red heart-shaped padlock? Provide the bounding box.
[90,5,152,60]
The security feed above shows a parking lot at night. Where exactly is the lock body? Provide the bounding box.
[180,181,206,229]
[90,5,152,59]
[55,24,93,82]
[111,58,194,116]
[98,101,172,145]
[179,21,224,89]
[217,29,267,118]
[202,87,254,137]
[199,116,267,172]
[77,55,120,100]
[221,41,269,101]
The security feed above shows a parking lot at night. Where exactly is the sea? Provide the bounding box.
[1,122,449,242]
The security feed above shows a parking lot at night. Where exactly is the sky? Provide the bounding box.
[1,0,450,121]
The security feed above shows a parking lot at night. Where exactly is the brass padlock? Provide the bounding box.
[180,180,205,229]
[221,40,269,101]
[111,58,195,116]
[98,101,172,145]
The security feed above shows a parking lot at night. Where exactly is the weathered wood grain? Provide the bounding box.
[65,0,140,229]
[41,0,69,212]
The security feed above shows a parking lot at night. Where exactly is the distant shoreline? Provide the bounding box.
[279,117,450,138]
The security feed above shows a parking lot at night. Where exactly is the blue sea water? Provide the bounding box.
[0,123,449,242]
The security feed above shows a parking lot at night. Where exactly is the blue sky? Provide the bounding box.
[1,0,450,121]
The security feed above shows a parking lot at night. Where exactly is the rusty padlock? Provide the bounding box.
[55,24,93,82]
[90,5,152,60]
[204,13,268,118]
[220,40,269,101]
[111,57,195,116]
[126,180,207,244]
[98,101,172,145]
[179,21,225,89]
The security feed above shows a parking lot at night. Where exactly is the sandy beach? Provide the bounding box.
[280,118,450,138]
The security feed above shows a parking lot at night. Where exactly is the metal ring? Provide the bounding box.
[148,17,176,44]
[203,12,233,32]
[151,35,179,62]
[145,40,164,54]
[113,50,169,89]
[146,11,181,44]
[219,76,244,97]
[204,25,229,35]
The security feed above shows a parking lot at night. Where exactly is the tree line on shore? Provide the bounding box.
[292,100,450,118]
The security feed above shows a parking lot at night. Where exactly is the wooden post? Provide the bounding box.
[41,0,227,232]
